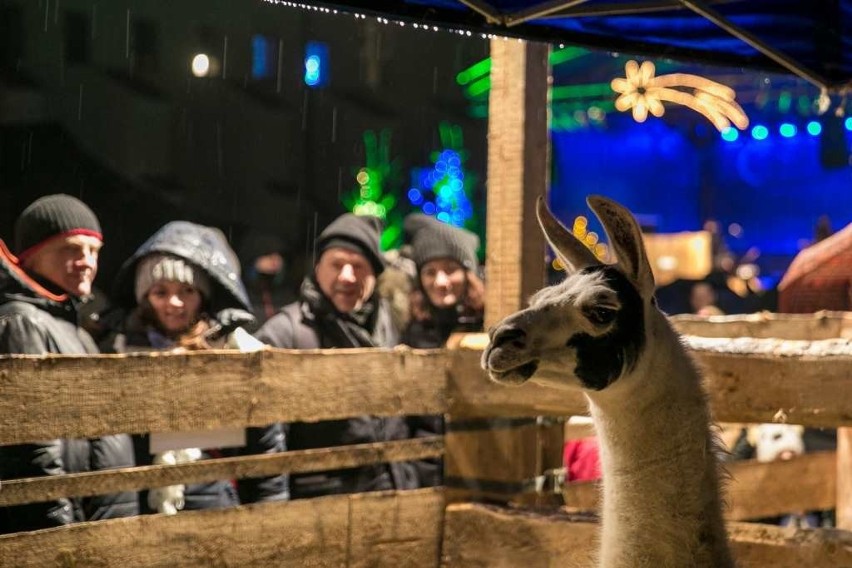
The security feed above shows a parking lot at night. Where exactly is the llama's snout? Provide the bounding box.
[490,325,527,351]
[482,324,539,385]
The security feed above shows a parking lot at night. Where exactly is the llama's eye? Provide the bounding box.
[587,306,617,325]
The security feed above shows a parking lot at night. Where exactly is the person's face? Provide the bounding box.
[146,281,203,334]
[24,234,102,297]
[314,247,376,313]
[420,258,466,308]
[690,283,716,312]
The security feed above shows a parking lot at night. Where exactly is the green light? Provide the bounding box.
[551,83,614,100]
[456,58,491,85]
[469,105,488,118]
[466,76,491,98]
[549,46,587,66]
[777,92,792,113]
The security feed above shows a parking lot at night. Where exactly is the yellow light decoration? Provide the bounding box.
[611,60,749,132]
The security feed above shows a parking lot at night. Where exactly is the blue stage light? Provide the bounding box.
[806,121,822,136]
[721,127,738,142]
[779,123,797,138]
[845,117,852,131]
[751,125,768,140]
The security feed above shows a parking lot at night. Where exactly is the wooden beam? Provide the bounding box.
[837,428,852,530]
[483,37,549,329]
[447,337,852,427]
[0,348,447,445]
[0,489,444,567]
[671,311,852,340]
[561,451,837,521]
[442,503,852,567]
[448,347,588,417]
[726,451,836,521]
[0,437,443,507]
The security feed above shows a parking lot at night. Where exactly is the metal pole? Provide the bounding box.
[505,0,591,27]
[677,0,830,90]
[457,0,503,24]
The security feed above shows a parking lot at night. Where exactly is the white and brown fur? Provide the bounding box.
[482,196,733,567]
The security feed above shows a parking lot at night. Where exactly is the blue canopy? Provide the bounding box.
[323,0,851,90]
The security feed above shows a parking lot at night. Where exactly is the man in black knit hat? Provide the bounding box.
[254,212,416,499]
[0,194,138,533]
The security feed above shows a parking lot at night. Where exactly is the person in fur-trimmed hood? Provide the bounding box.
[0,194,138,534]
[102,220,288,513]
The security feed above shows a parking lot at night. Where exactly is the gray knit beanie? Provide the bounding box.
[134,254,212,304]
[410,219,480,272]
[316,213,386,275]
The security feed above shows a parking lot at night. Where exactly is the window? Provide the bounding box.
[251,34,278,80]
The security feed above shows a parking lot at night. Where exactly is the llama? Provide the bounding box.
[481,196,733,567]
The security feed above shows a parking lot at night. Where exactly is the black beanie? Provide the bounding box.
[410,216,480,272]
[316,213,386,275]
[15,194,102,261]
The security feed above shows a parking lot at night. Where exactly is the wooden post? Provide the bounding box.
[837,427,852,529]
[483,37,549,328]
[445,38,556,505]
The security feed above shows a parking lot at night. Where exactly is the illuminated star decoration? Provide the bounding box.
[611,60,749,132]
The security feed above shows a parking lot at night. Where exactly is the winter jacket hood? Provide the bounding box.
[112,221,250,314]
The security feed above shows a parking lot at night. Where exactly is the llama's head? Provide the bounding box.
[482,195,657,392]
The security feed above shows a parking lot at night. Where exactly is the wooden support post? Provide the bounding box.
[483,37,549,329]
[445,38,557,505]
[837,427,852,529]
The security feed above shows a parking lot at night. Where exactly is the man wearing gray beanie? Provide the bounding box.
[254,212,416,499]
[0,194,138,534]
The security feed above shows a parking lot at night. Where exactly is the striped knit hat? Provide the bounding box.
[134,253,212,304]
[14,194,102,261]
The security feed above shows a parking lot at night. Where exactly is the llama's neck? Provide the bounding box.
[586,318,733,568]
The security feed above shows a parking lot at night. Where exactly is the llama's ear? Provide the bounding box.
[587,195,655,298]
[536,197,599,273]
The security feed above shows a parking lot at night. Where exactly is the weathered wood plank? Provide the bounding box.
[0,489,444,567]
[0,437,443,507]
[448,339,852,427]
[0,347,447,445]
[442,503,852,567]
[838,427,852,530]
[349,488,445,567]
[727,451,836,520]
[483,37,548,329]
[561,451,837,521]
[671,311,852,340]
[448,348,588,417]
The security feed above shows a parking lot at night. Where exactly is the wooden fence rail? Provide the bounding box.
[3,333,852,446]
[1,318,851,566]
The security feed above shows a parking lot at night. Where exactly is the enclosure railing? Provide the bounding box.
[1,311,851,566]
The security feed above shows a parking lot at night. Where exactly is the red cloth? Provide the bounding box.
[563,437,601,482]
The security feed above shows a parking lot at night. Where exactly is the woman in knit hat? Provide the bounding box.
[399,214,485,488]
[401,214,484,348]
[101,221,286,515]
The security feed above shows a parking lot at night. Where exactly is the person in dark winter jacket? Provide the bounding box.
[254,213,417,499]
[101,220,288,513]
[400,214,484,487]
[0,194,138,534]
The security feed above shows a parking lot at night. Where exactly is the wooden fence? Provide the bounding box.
[1,312,851,566]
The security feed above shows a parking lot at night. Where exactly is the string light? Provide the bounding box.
[547,215,609,268]
[611,60,749,132]
[407,122,476,230]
